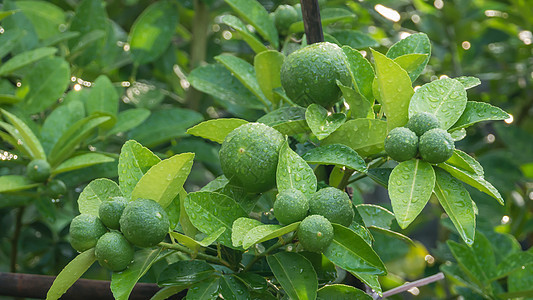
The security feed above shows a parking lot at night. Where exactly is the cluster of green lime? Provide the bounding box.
[273,187,354,253]
[271,4,301,35]
[69,197,169,272]
[384,112,455,164]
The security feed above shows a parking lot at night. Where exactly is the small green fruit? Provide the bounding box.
[95,232,134,272]
[297,215,334,253]
[273,5,299,35]
[119,198,169,247]
[99,197,128,230]
[406,112,440,137]
[309,187,354,227]
[69,214,107,252]
[273,189,309,225]
[26,159,51,182]
[46,179,67,198]
[384,127,419,162]
[219,123,284,193]
[419,128,455,164]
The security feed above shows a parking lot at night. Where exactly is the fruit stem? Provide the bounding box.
[241,232,295,273]
[158,242,232,268]
[300,0,324,44]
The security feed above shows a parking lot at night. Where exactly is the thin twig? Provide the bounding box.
[374,272,445,299]
[158,242,231,268]
[10,207,25,273]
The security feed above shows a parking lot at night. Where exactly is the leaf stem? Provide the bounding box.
[242,232,295,273]
[158,242,231,268]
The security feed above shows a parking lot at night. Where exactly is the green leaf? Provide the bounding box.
[221,15,268,54]
[231,217,262,247]
[367,168,392,188]
[317,284,372,300]
[1,109,45,159]
[188,64,264,110]
[338,83,373,119]
[131,153,194,208]
[219,275,250,300]
[449,101,509,131]
[187,276,220,300]
[225,0,279,48]
[386,33,431,82]
[0,95,22,104]
[0,175,39,193]
[118,140,161,198]
[323,224,387,275]
[149,286,188,300]
[471,231,497,279]
[158,260,215,286]
[85,75,119,128]
[455,76,481,89]
[434,168,476,245]
[19,57,70,114]
[393,54,428,82]
[447,240,487,287]
[303,144,367,173]
[170,228,226,251]
[440,263,485,296]
[0,30,23,60]
[333,31,379,49]
[78,178,122,216]
[257,106,309,135]
[305,104,346,140]
[322,118,388,157]
[111,248,165,300]
[68,0,107,66]
[0,47,57,76]
[0,125,31,158]
[0,10,17,22]
[40,100,85,154]
[254,50,285,106]
[266,252,318,300]
[2,1,39,53]
[277,141,317,197]
[388,160,435,229]
[507,261,533,297]
[349,272,381,296]
[187,118,248,144]
[52,153,114,175]
[492,252,533,280]
[184,191,247,248]
[341,46,374,102]
[242,222,299,249]
[15,1,65,40]
[438,163,503,205]
[289,8,355,33]
[107,108,151,136]
[215,54,269,108]
[408,78,467,130]
[46,249,96,300]
[372,49,414,130]
[445,150,483,176]
[356,204,395,230]
[128,1,179,64]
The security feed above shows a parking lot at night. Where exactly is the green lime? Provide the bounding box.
[419,128,455,164]
[26,159,51,183]
[273,5,299,35]
[46,179,67,198]
[384,127,419,162]
[99,197,128,230]
[280,42,351,108]
[406,112,440,137]
[273,189,309,225]
[69,214,107,252]
[297,215,334,253]
[119,198,169,247]
[95,232,134,272]
[308,187,354,226]
[219,123,284,193]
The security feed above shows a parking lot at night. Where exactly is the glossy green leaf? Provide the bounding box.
[111,248,165,300]
[322,118,388,157]
[338,82,373,119]
[107,108,151,136]
[179,189,198,238]
[257,106,309,135]
[471,231,496,279]
[231,217,262,247]
[492,252,533,280]
[447,241,487,287]
[434,169,476,245]
[0,175,39,193]
[118,140,161,198]
[367,168,392,188]
[131,153,194,208]
[356,204,395,229]
[445,150,483,176]
[219,275,250,300]
[221,15,268,54]
[0,124,31,157]
[372,49,414,130]
[388,160,435,229]
[342,46,374,102]
[333,31,379,49]
[323,224,387,275]
[158,260,215,286]
[242,222,299,249]
[170,228,225,252]
[184,191,247,247]
[317,284,372,300]
[0,47,57,76]
[187,276,219,300]
[303,144,367,173]
[40,100,85,154]
[187,118,248,144]
[15,1,65,40]
[85,75,118,128]
[450,101,509,131]
[349,272,382,296]
[46,249,96,300]
[267,252,318,300]
[52,153,114,175]
[225,0,278,48]
[305,104,346,140]
[128,1,178,64]
[455,76,481,89]
[289,8,355,33]
[408,78,467,130]
[1,109,45,159]
[254,50,284,105]
[277,141,317,197]
[78,178,122,216]
[0,95,22,104]
[386,33,431,82]
[149,286,187,300]
[393,54,428,82]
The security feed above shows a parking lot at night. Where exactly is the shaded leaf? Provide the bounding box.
[0,175,39,193]
[333,31,379,49]
[85,75,118,128]
[317,284,372,300]
[356,204,395,229]
[52,153,114,175]
[158,260,215,286]
[0,47,57,76]
[219,275,250,300]
[289,8,355,33]
[40,100,85,154]
[187,276,219,300]
[221,15,268,54]
[338,82,373,119]
[1,109,45,159]
[267,252,318,300]
[225,0,278,48]
[107,108,151,136]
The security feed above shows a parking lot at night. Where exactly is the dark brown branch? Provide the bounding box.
[300,0,324,44]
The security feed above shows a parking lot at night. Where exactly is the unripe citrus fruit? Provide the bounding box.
[26,159,51,182]
[419,128,455,164]
[384,127,419,162]
[219,123,284,193]
[119,198,169,247]
[46,179,67,198]
[308,187,354,226]
[406,112,440,137]
[273,5,299,35]
[99,197,128,230]
[280,42,351,108]
[297,215,334,253]
[69,214,107,252]
[95,232,134,272]
[273,189,309,225]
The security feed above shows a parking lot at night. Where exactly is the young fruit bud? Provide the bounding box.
[384,127,419,162]
[297,215,334,253]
